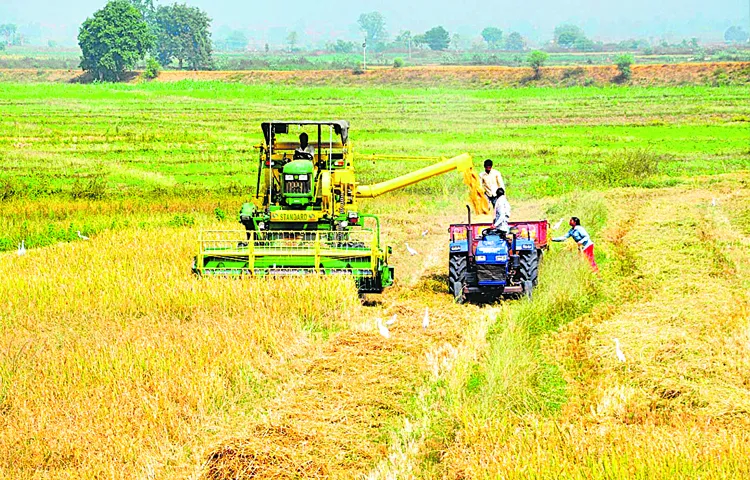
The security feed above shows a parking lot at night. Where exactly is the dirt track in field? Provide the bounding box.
[1,62,747,86]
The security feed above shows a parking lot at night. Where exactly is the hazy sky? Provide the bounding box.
[1,0,748,45]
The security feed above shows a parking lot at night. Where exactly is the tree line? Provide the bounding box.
[71,2,749,81]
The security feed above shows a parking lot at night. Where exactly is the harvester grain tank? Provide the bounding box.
[193,120,477,293]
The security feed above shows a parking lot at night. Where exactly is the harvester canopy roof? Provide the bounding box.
[262,120,350,146]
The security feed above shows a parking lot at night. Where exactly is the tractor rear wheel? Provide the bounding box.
[448,254,467,303]
[519,249,539,295]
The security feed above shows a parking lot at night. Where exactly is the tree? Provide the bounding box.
[423,26,450,51]
[394,30,411,48]
[128,0,155,16]
[286,31,298,52]
[614,54,633,82]
[527,50,548,79]
[127,0,157,39]
[452,33,462,50]
[481,27,503,50]
[225,31,248,51]
[78,1,154,81]
[154,3,213,70]
[358,12,387,48]
[505,31,524,51]
[725,26,749,43]
[0,23,17,46]
[554,24,585,48]
[573,37,600,52]
[127,0,155,20]
[332,39,355,53]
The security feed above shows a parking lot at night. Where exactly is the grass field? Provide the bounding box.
[0,79,749,478]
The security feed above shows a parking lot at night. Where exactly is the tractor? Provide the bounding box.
[448,206,548,302]
[193,120,479,294]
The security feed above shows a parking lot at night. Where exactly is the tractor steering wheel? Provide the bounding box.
[293,151,314,160]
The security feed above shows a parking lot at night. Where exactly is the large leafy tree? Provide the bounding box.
[724,26,748,43]
[78,0,154,81]
[358,12,387,49]
[423,26,450,51]
[0,24,17,46]
[224,31,248,51]
[505,31,525,51]
[154,3,213,70]
[554,24,586,48]
[481,27,503,49]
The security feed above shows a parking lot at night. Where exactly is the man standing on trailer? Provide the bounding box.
[553,217,599,273]
[493,187,511,236]
[480,159,505,207]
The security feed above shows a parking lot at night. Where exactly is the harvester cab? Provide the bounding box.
[253,121,350,215]
[194,120,479,294]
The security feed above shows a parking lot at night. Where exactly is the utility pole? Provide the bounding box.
[363,40,367,71]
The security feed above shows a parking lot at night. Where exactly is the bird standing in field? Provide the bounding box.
[77,231,89,240]
[553,217,565,230]
[376,318,391,339]
[386,314,397,326]
[17,240,26,256]
[421,229,429,236]
[711,198,717,207]
[422,307,429,329]
[405,242,418,256]
[614,338,626,362]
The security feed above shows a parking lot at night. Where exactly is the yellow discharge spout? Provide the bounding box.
[356,153,473,198]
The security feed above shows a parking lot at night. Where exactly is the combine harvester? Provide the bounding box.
[193,120,483,294]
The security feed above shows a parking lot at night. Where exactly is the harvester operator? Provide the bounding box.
[294,132,316,159]
[480,159,505,207]
[552,217,599,273]
[492,187,511,235]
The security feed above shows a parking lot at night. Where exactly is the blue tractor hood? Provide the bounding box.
[475,234,509,264]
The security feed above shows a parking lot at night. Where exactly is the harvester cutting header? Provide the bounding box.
[194,120,479,293]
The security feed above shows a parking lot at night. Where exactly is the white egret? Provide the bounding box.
[17,240,26,256]
[422,307,429,329]
[421,229,429,236]
[376,318,391,339]
[405,242,418,256]
[553,217,565,230]
[77,231,89,240]
[385,314,397,326]
[614,338,626,362]
[711,198,717,207]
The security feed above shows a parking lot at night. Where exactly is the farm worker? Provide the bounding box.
[493,188,511,235]
[553,217,599,273]
[295,132,316,159]
[480,159,505,207]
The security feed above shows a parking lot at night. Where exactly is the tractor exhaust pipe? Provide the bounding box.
[466,204,473,263]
